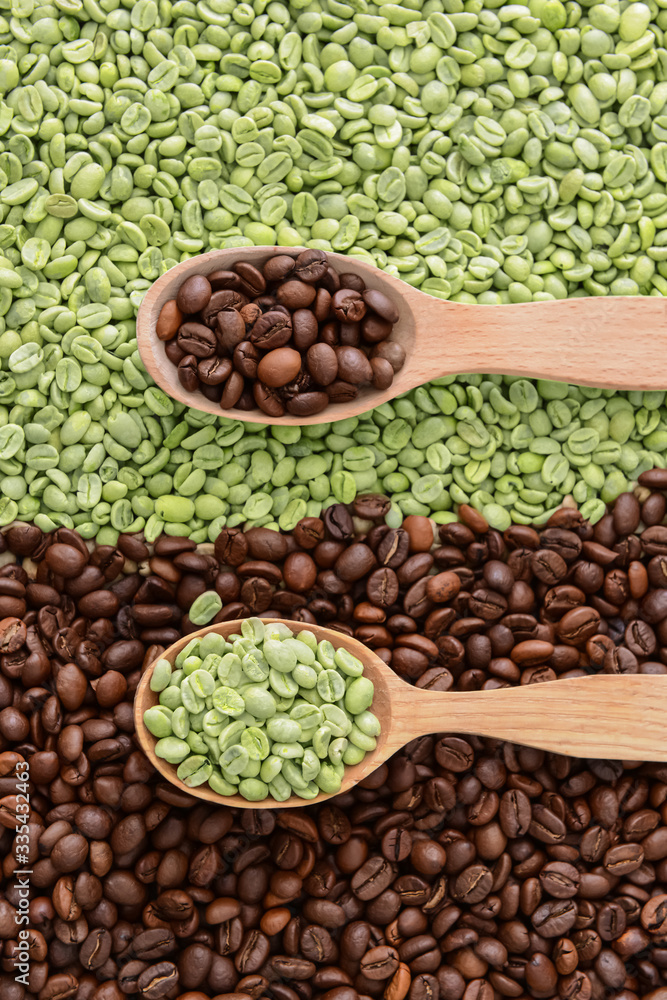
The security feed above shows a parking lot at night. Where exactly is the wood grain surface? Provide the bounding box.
[136,247,667,427]
[134,620,667,810]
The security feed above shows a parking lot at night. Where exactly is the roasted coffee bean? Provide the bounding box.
[360,945,400,980]
[137,962,179,998]
[216,307,246,353]
[249,309,293,349]
[177,322,217,358]
[234,261,266,294]
[292,309,319,350]
[80,929,112,970]
[177,355,199,392]
[307,343,338,385]
[257,346,302,387]
[532,899,578,936]
[233,340,260,378]
[176,274,211,314]
[369,355,394,389]
[235,930,270,973]
[539,862,581,898]
[335,345,373,384]
[642,894,667,934]
[202,288,247,324]
[198,355,232,385]
[286,391,329,415]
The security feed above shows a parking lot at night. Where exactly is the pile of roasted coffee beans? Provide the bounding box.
[156,249,404,417]
[1,475,667,1000]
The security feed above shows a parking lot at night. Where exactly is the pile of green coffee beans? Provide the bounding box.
[144,618,378,802]
[2,375,667,537]
[2,0,667,536]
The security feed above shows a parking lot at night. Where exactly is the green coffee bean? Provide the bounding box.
[176,755,213,788]
[189,591,223,626]
[144,708,173,739]
[154,737,190,764]
[150,659,172,693]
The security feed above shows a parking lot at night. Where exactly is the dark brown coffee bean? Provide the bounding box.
[307,342,338,385]
[51,833,89,873]
[557,606,601,644]
[625,618,657,655]
[216,307,246,353]
[351,857,396,900]
[234,261,266,294]
[361,311,393,345]
[332,288,366,322]
[137,961,179,998]
[435,736,474,771]
[603,843,644,875]
[263,254,296,282]
[80,929,112,970]
[382,828,412,862]
[326,379,357,402]
[198,355,232,385]
[45,543,87,577]
[287,307,317,350]
[360,946,400,980]
[254,381,285,417]
[539,862,581,898]
[366,567,399,607]
[234,930,270,973]
[133,929,176,960]
[532,899,578,936]
[453,865,493,904]
[370,356,394,389]
[202,288,247,324]
[248,309,292,349]
[286,392,329,415]
[335,345,373,384]
[231,340,259,378]
[220,370,245,409]
[362,288,399,323]
[641,894,667,934]
[208,268,245,291]
[176,274,211,313]
[177,354,199,392]
[531,549,567,584]
[642,491,667,525]
[276,279,317,310]
[294,248,328,283]
[177,322,217,358]
[530,805,566,844]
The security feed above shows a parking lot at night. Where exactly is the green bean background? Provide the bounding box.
[2,0,667,540]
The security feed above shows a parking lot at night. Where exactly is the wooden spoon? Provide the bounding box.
[137,246,667,427]
[134,619,667,809]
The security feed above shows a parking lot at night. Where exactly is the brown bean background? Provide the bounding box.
[1,483,667,1000]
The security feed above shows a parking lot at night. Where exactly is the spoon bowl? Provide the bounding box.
[134,619,667,809]
[137,247,667,426]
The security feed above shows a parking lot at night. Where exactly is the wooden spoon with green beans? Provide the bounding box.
[137,246,667,427]
[134,619,667,810]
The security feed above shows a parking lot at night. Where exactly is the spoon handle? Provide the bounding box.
[403,674,667,761]
[409,294,667,390]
